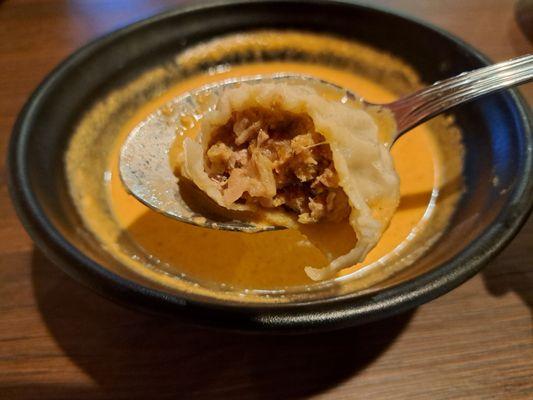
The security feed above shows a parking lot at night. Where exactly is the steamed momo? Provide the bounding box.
[180,83,400,280]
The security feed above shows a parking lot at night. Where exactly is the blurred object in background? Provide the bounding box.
[516,0,533,41]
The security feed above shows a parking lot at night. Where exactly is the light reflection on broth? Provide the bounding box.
[66,31,463,301]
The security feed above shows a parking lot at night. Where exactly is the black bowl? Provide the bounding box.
[8,0,533,333]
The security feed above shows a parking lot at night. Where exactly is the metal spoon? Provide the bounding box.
[119,54,533,232]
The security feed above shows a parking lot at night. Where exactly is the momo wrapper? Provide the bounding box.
[181,83,400,280]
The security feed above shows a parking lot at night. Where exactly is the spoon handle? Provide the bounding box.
[388,54,533,139]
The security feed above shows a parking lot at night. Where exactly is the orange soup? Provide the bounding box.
[66,31,463,298]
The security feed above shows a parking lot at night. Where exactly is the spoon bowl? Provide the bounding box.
[119,73,357,232]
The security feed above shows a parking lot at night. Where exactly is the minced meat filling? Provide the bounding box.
[204,107,350,223]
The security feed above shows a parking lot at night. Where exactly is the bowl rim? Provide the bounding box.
[7,0,533,332]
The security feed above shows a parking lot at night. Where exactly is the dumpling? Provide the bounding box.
[180,82,400,280]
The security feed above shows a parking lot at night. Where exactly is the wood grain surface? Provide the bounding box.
[0,1,532,399]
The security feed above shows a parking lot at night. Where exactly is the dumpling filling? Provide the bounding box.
[181,83,400,280]
[204,107,351,224]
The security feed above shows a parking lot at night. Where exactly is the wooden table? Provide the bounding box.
[1,1,531,398]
